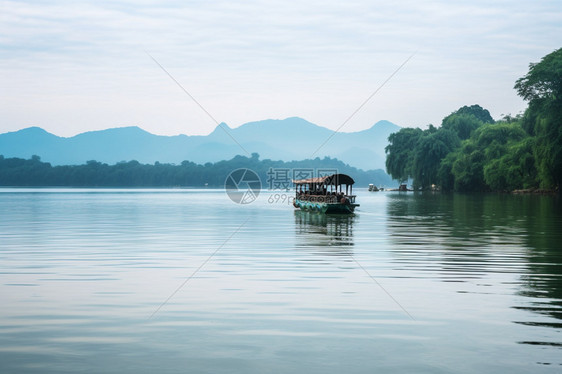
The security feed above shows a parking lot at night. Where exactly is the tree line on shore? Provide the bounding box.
[0,153,393,188]
[385,47,562,192]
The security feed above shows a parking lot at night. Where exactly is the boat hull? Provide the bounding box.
[294,198,358,214]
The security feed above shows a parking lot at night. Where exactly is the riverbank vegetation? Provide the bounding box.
[0,154,393,188]
[385,48,562,192]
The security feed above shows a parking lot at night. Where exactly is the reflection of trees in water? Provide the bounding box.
[386,193,531,280]
[293,211,354,254]
[386,193,562,349]
[512,196,562,332]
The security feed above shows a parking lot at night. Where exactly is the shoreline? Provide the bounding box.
[511,188,559,195]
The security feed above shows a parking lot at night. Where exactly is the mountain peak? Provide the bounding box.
[15,126,52,135]
[369,120,400,130]
[96,125,148,133]
[0,118,398,170]
[3,126,60,140]
[209,122,232,136]
[72,126,152,138]
[237,117,324,131]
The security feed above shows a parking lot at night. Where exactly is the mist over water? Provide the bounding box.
[1,189,561,373]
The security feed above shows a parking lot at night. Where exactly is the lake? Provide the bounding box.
[0,189,561,373]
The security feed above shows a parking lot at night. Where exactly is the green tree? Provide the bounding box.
[451,122,534,191]
[450,139,487,191]
[452,104,494,124]
[483,137,537,191]
[437,152,458,191]
[0,154,396,188]
[441,113,484,140]
[515,47,562,190]
[412,129,460,189]
[515,48,562,102]
[385,127,423,183]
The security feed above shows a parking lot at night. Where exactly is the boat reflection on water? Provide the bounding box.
[293,210,355,253]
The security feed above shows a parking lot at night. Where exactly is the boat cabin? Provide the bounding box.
[293,173,357,205]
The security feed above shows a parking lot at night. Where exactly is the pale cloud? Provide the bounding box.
[1,0,561,137]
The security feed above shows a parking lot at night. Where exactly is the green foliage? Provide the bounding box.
[0,154,394,188]
[384,104,489,190]
[441,113,484,140]
[450,140,487,192]
[515,47,562,102]
[483,137,537,191]
[440,104,492,141]
[412,129,460,189]
[436,152,457,192]
[474,122,527,148]
[515,47,562,190]
[449,122,535,191]
[385,102,546,191]
[451,104,495,124]
[384,105,489,189]
[533,112,562,188]
[384,47,562,192]
[385,127,423,183]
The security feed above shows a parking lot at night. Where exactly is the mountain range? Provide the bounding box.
[0,117,400,171]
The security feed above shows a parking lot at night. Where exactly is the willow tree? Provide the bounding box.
[412,129,460,189]
[385,127,423,184]
[515,47,562,190]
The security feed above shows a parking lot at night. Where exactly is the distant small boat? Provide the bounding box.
[293,173,359,214]
[368,184,379,192]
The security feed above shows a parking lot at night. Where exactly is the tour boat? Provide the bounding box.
[293,173,359,214]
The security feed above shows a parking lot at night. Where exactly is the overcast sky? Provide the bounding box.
[1,0,561,137]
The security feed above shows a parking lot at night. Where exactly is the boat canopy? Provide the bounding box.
[292,173,355,186]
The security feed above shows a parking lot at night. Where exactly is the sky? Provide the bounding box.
[1,0,562,137]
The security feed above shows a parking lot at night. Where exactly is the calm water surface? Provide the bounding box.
[0,189,561,373]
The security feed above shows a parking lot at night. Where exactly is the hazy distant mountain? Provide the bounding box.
[0,117,400,170]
